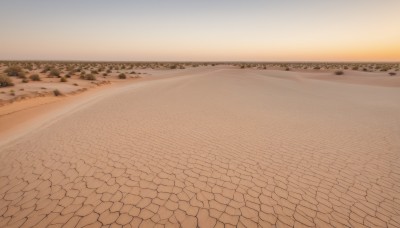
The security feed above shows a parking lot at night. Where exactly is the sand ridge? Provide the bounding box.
[0,67,399,227]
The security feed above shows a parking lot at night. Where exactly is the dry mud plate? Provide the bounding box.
[0,68,400,227]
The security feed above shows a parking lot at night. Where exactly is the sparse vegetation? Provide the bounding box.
[29,74,41,81]
[66,71,74,78]
[4,66,24,77]
[334,70,344,75]
[49,68,60,77]
[53,89,62,96]
[83,74,96,80]
[0,75,14,87]
[41,65,52,73]
[0,61,398,101]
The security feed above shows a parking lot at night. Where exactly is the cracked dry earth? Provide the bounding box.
[0,68,400,228]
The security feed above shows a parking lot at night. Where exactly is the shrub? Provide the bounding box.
[66,71,74,78]
[29,74,41,81]
[0,75,14,87]
[21,78,29,83]
[53,89,62,96]
[389,72,396,76]
[41,65,51,73]
[60,77,67,82]
[285,67,290,71]
[334,70,344,75]
[5,66,23,77]
[118,73,127,79]
[79,71,86,79]
[83,74,96,80]
[49,68,60,77]
[19,71,27,79]
[10,90,15,96]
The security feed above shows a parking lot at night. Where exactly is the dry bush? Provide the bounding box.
[334,70,344,75]
[0,75,14,87]
[29,74,41,81]
[5,66,25,78]
[49,68,60,77]
[53,89,62,96]
[83,74,96,80]
[118,73,127,79]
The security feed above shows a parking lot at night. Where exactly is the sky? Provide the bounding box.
[0,0,399,61]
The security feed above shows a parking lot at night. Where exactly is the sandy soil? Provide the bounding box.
[0,66,399,227]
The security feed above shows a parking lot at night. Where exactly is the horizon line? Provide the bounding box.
[1,60,399,64]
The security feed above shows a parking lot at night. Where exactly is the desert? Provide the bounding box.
[1,62,400,227]
[1,0,400,227]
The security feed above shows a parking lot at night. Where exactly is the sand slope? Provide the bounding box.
[0,67,399,227]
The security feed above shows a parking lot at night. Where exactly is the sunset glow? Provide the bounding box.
[1,0,399,61]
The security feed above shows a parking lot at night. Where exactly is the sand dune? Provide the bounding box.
[0,67,399,227]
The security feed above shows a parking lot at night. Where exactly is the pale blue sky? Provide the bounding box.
[1,0,399,61]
